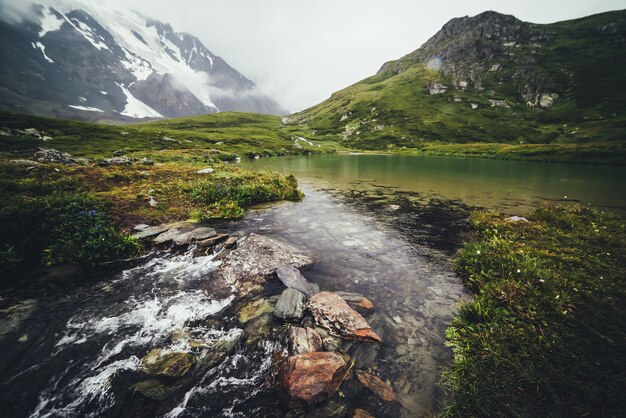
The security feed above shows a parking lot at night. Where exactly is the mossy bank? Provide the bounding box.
[443,206,625,416]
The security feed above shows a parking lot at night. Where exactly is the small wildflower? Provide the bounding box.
[573,288,578,292]
[539,279,545,283]
[564,195,567,199]
[555,295,560,299]
[563,310,568,315]
[516,269,521,273]
[476,250,481,255]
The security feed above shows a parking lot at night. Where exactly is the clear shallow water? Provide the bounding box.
[1,155,623,417]
[247,154,626,214]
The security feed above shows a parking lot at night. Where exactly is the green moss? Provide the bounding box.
[442,206,626,417]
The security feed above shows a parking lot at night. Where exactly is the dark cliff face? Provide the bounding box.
[0,3,285,121]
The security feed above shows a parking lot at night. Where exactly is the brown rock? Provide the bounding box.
[356,371,396,402]
[282,352,347,403]
[308,292,381,344]
[353,409,376,418]
[289,326,323,355]
[224,236,238,248]
[335,291,375,315]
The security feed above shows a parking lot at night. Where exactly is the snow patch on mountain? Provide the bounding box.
[68,105,104,112]
[31,41,54,63]
[117,83,163,118]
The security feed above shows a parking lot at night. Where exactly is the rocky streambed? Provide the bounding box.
[0,186,469,417]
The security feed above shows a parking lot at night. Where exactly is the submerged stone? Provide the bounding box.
[288,326,323,355]
[352,408,375,418]
[335,291,375,315]
[141,350,196,379]
[238,298,274,324]
[356,371,396,402]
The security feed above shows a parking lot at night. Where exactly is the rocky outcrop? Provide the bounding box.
[34,148,77,164]
[288,326,323,355]
[276,262,319,296]
[219,234,313,295]
[275,289,306,321]
[282,352,347,404]
[308,292,381,344]
[356,371,397,402]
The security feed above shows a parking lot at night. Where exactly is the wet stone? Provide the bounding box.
[282,352,347,404]
[356,371,397,402]
[288,326,323,355]
[276,262,320,296]
[275,288,306,321]
[352,408,375,418]
[219,233,313,296]
[239,298,274,324]
[140,349,196,379]
[309,292,381,344]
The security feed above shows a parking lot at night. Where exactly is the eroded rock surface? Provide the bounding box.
[219,234,313,295]
[309,292,382,343]
[288,326,323,355]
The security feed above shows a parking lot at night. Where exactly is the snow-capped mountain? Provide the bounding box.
[0,1,285,120]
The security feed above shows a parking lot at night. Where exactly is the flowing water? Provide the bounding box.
[1,155,624,417]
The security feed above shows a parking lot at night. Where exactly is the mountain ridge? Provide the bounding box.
[0,1,285,121]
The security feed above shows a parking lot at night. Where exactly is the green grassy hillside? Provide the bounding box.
[290,10,626,163]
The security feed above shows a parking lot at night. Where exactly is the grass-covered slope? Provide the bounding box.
[290,10,626,163]
[0,111,320,160]
[443,206,625,416]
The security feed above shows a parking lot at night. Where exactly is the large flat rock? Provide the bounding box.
[219,233,313,295]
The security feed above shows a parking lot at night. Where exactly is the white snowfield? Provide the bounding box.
[34,0,222,117]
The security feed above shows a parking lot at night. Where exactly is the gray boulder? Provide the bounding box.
[275,288,306,321]
[34,148,77,164]
[276,262,319,296]
[99,156,132,166]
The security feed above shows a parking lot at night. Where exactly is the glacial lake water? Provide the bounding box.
[247,154,626,214]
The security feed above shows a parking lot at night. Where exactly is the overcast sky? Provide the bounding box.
[5,0,626,112]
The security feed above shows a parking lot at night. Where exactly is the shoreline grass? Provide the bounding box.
[442,206,625,417]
